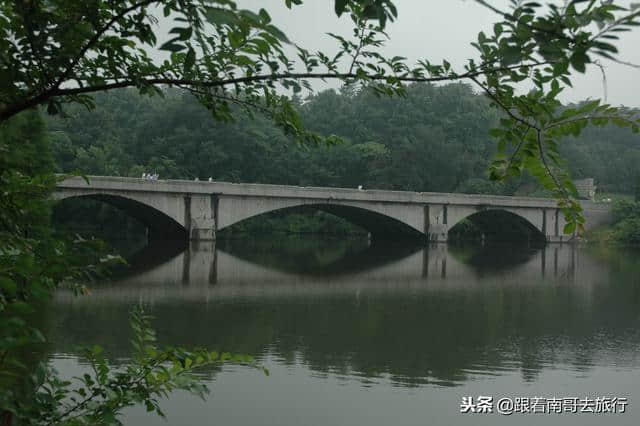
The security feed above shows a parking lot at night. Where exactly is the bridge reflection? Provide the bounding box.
[97,239,598,295]
[46,239,636,389]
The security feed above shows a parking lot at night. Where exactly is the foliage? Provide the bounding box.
[456,177,518,196]
[4,305,261,425]
[0,110,249,425]
[611,200,640,245]
[0,0,396,145]
[0,111,127,423]
[559,114,640,195]
[47,83,640,192]
[612,217,640,245]
[613,199,640,223]
[46,83,501,190]
[470,1,640,234]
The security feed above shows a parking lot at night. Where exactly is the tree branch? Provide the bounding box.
[536,129,565,196]
[467,75,537,129]
[506,123,533,170]
[0,61,552,123]
[348,24,368,75]
[545,114,637,130]
[51,0,159,93]
[591,9,640,42]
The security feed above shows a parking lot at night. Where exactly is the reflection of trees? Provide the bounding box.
[218,235,423,276]
[47,272,640,387]
[111,241,187,279]
[593,246,640,303]
[448,243,539,275]
[218,235,368,274]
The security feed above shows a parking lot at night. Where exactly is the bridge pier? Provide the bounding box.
[542,208,575,243]
[545,235,572,243]
[425,204,449,242]
[190,225,216,241]
[427,224,448,242]
[184,194,218,241]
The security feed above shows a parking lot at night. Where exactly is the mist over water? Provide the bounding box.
[47,237,640,425]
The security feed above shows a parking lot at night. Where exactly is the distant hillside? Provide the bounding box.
[45,83,640,196]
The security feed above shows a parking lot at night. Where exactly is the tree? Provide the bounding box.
[3,0,640,423]
[0,109,264,424]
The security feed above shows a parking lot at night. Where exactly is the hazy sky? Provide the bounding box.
[235,0,640,107]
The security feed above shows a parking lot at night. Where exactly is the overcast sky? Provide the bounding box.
[236,0,640,107]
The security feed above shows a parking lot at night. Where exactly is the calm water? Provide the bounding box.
[46,237,640,425]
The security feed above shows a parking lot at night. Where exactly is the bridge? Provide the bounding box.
[53,176,612,242]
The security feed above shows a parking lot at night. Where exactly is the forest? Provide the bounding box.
[46,83,640,196]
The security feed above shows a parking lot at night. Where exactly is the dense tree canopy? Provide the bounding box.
[46,84,639,196]
[46,83,503,192]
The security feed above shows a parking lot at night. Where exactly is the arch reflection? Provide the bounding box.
[49,239,637,389]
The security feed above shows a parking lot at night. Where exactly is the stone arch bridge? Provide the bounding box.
[54,176,612,242]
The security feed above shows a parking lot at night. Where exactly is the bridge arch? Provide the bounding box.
[217,200,425,240]
[53,192,187,240]
[448,207,546,244]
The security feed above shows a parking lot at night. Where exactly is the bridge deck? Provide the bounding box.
[55,175,607,210]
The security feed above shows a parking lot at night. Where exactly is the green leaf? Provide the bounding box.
[205,7,237,26]
[501,46,522,65]
[159,41,185,52]
[334,0,348,16]
[169,27,192,41]
[265,24,289,43]
[258,8,271,23]
[184,47,195,72]
[564,222,576,235]
[569,51,589,73]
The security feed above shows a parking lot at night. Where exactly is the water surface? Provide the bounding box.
[47,237,640,425]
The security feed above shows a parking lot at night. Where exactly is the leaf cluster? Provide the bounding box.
[4,305,265,425]
[470,0,640,233]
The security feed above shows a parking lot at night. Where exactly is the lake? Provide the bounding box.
[46,236,640,425]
